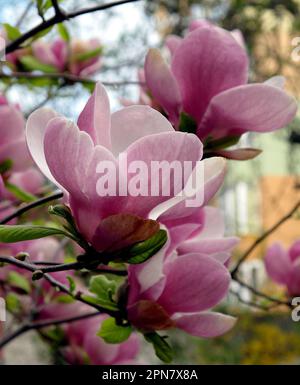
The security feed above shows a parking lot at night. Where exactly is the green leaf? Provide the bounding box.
[67,276,76,294]
[0,225,70,243]
[0,159,13,174]
[125,230,167,264]
[8,271,31,294]
[57,23,70,42]
[48,204,81,238]
[144,332,174,363]
[3,23,21,40]
[179,112,197,134]
[74,47,102,62]
[5,292,21,313]
[97,317,132,344]
[81,294,119,311]
[55,294,75,304]
[5,182,36,203]
[204,135,241,151]
[87,275,120,311]
[19,55,57,73]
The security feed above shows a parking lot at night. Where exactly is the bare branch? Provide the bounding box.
[6,0,141,54]
[231,200,300,277]
[0,311,100,349]
[0,190,63,224]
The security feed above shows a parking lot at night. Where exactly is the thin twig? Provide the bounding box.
[0,72,142,87]
[233,277,291,308]
[43,273,120,317]
[0,190,63,224]
[231,200,300,277]
[0,311,100,349]
[6,0,141,54]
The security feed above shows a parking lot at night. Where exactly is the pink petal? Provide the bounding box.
[174,311,236,338]
[32,41,60,69]
[145,49,181,125]
[212,148,262,160]
[0,138,31,172]
[264,76,285,89]
[77,82,111,149]
[171,27,248,122]
[265,243,292,285]
[288,261,300,296]
[9,168,44,195]
[0,104,25,144]
[289,240,300,262]
[149,157,225,222]
[26,107,60,186]
[165,35,182,56]
[110,105,174,156]
[79,59,102,77]
[44,117,94,197]
[124,131,203,217]
[199,84,297,139]
[158,253,231,314]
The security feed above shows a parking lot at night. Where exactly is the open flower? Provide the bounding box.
[144,20,297,143]
[32,38,102,76]
[63,314,140,365]
[0,95,31,172]
[127,230,236,338]
[265,241,300,297]
[26,82,225,253]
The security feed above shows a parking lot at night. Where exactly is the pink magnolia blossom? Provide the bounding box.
[144,20,297,141]
[0,95,31,172]
[63,315,140,365]
[32,38,102,76]
[127,226,236,338]
[26,82,226,252]
[265,241,300,296]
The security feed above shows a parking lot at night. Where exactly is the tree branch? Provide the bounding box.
[0,72,142,87]
[0,311,100,349]
[231,200,300,277]
[6,0,141,54]
[0,190,63,224]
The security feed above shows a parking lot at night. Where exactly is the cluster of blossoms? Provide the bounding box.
[0,94,44,211]
[0,18,298,364]
[1,28,102,77]
[125,20,296,160]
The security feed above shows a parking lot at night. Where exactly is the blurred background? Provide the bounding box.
[1,0,300,364]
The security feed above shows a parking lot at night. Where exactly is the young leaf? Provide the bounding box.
[97,317,132,344]
[87,275,120,311]
[0,225,70,243]
[19,55,57,73]
[57,23,70,42]
[125,229,167,264]
[67,276,76,294]
[144,332,174,363]
[81,294,119,311]
[8,271,31,294]
[3,23,21,40]
[48,204,79,237]
[73,47,103,62]
[5,182,36,203]
[0,159,13,174]
[5,293,21,313]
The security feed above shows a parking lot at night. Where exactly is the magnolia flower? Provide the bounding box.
[0,95,31,172]
[144,20,297,143]
[26,82,225,253]
[265,241,300,296]
[127,229,236,338]
[32,38,102,76]
[163,206,239,264]
[63,315,140,365]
